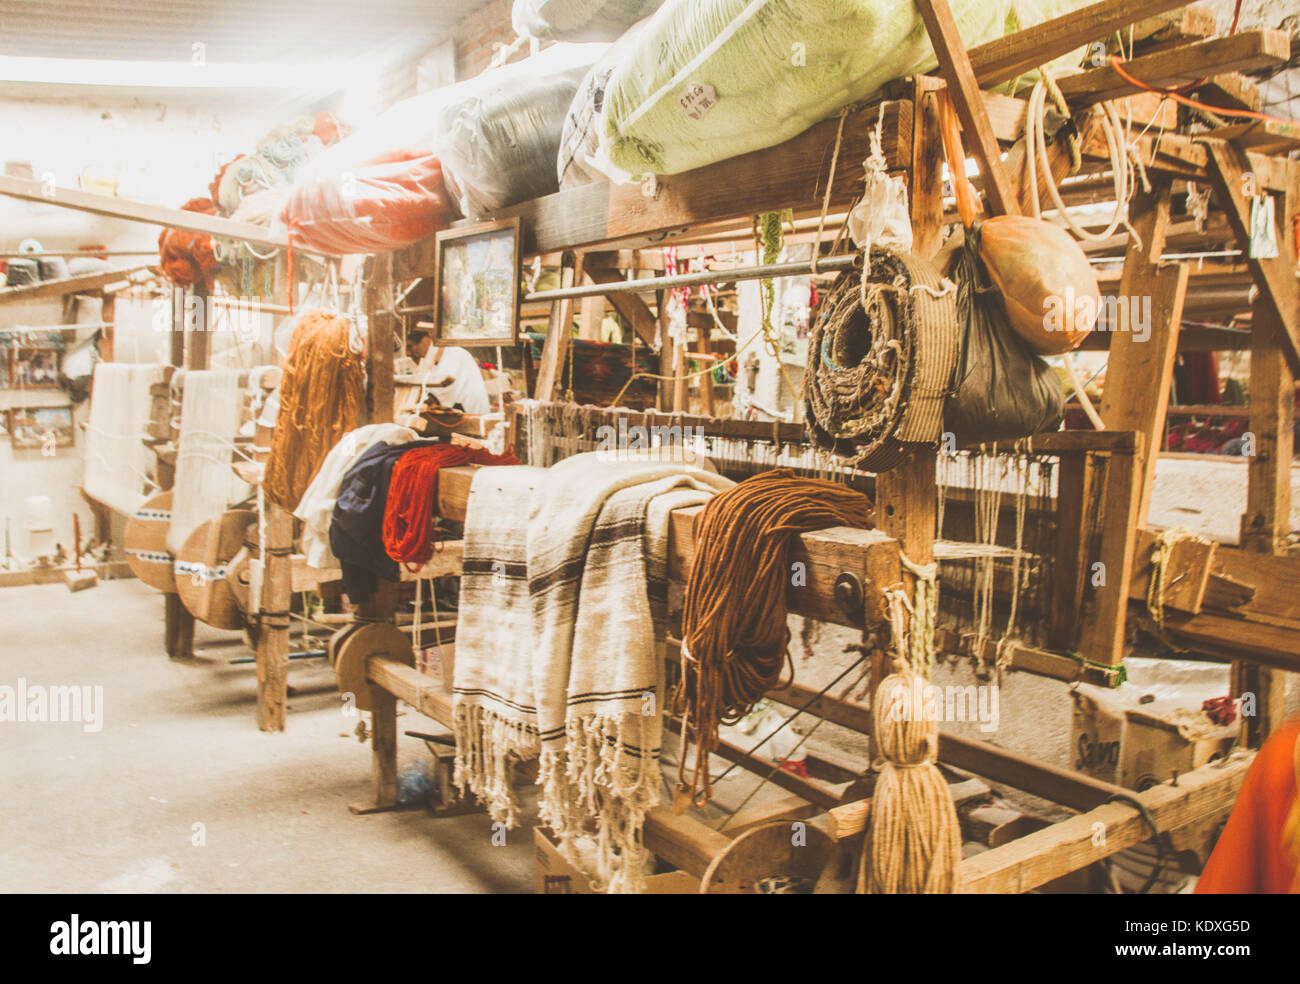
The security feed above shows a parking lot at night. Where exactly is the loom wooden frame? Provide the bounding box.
[326,0,1293,892]
[6,0,1290,891]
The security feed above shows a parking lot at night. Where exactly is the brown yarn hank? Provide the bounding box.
[264,310,366,511]
[673,468,873,803]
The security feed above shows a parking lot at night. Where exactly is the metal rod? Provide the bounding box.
[0,250,158,258]
[228,649,326,665]
[522,254,860,304]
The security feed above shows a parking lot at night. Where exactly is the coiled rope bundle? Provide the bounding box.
[382,444,519,567]
[264,311,366,511]
[673,469,873,803]
[805,248,958,473]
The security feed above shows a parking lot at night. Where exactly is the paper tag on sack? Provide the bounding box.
[679,82,718,120]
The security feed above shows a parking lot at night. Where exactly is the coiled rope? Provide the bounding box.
[805,248,958,473]
[673,469,874,804]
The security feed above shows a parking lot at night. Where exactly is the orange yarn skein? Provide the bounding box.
[264,311,366,511]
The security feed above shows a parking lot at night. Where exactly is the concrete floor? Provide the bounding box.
[0,578,535,893]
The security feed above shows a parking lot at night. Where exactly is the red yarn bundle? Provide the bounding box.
[382,444,519,568]
[157,197,220,287]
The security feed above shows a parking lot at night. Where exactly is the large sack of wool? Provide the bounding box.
[513,0,664,42]
[597,0,1091,180]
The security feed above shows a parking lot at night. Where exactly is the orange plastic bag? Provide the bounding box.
[979,215,1099,355]
[937,92,1097,355]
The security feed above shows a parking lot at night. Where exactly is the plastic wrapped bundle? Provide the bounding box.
[598,0,1090,180]
[513,0,663,41]
[438,43,608,216]
[558,19,651,189]
[279,148,455,256]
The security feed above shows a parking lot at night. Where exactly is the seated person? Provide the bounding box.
[404,329,490,416]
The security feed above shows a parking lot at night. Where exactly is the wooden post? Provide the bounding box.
[1047,450,1096,652]
[355,267,401,802]
[255,505,292,732]
[253,259,292,730]
[909,75,946,261]
[657,290,672,411]
[1232,164,1298,748]
[532,251,582,401]
[1076,435,1145,671]
[915,0,1021,217]
[1097,180,1189,527]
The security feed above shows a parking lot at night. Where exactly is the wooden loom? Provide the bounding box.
[325,0,1298,892]
[2,0,1292,887]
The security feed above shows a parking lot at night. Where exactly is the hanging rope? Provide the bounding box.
[673,469,873,804]
[264,311,366,511]
[382,444,519,568]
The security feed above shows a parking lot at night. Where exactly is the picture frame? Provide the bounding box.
[9,405,75,450]
[8,346,62,389]
[432,217,521,348]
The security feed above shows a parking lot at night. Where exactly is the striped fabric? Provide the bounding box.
[453,450,730,892]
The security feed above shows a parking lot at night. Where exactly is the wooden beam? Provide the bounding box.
[961,753,1252,893]
[392,102,910,271]
[0,264,150,305]
[533,252,582,401]
[1240,307,1296,553]
[584,264,659,346]
[1127,528,1215,614]
[1057,31,1292,109]
[1076,437,1145,668]
[909,76,947,260]
[917,0,1021,217]
[966,0,1191,89]
[1206,146,1300,377]
[0,174,292,249]
[1098,181,1189,527]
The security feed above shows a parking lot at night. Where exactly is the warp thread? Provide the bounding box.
[382,444,519,568]
[264,311,366,511]
[673,468,873,803]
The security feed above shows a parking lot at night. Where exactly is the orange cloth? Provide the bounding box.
[1196,719,1300,894]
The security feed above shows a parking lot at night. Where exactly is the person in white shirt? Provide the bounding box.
[405,330,491,415]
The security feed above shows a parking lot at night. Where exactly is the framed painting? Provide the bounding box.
[433,217,521,348]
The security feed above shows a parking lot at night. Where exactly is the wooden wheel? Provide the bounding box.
[333,622,412,712]
[123,491,175,592]
[174,509,256,630]
[700,820,837,894]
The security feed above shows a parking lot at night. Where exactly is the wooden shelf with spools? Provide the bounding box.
[329,0,1296,890]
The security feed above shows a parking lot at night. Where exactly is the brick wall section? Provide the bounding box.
[453,0,517,81]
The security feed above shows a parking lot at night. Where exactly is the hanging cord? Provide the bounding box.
[1025,66,1143,247]
[673,469,874,804]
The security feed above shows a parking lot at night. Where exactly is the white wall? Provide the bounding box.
[0,85,298,566]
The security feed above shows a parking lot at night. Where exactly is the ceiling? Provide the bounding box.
[0,0,491,66]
